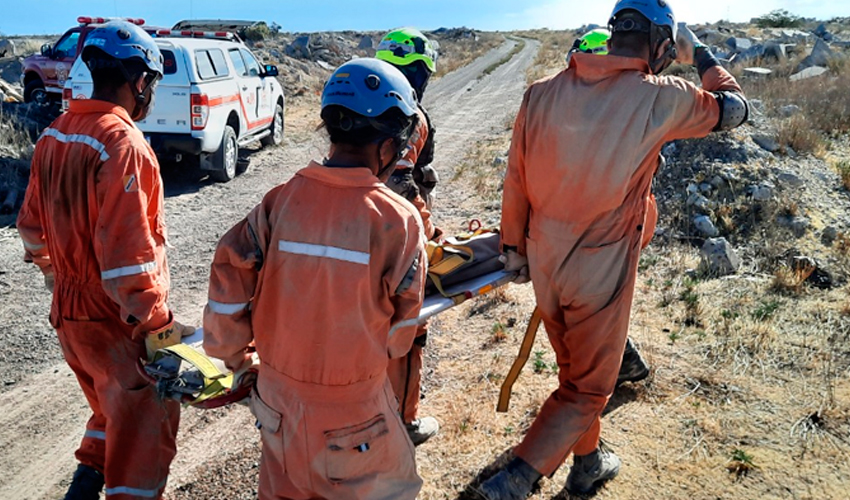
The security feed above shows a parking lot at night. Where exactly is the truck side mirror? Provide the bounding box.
[262,65,279,77]
[41,43,53,58]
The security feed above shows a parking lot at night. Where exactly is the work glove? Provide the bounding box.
[500,250,531,284]
[145,319,196,361]
[676,23,706,66]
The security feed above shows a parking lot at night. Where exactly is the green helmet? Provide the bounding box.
[578,28,611,54]
[376,27,437,74]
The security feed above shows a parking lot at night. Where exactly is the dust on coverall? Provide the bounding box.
[500,52,744,475]
[387,104,436,424]
[16,99,179,498]
[203,162,427,500]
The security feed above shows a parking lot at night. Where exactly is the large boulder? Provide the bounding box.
[285,35,312,59]
[358,35,375,50]
[763,41,793,61]
[0,39,15,58]
[701,237,741,276]
[796,38,836,72]
[790,66,828,81]
[726,37,753,53]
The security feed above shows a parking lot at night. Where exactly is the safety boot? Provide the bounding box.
[565,448,621,495]
[617,337,650,385]
[63,464,104,500]
[475,458,541,500]
[406,416,440,446]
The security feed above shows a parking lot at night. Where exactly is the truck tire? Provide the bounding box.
[261,103,284,147]
[209,126,238,183]
[24,79,48,105]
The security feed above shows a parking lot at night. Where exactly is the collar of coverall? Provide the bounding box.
[302,160,387,187]
[568,51,652,78]
[68,98,134,126]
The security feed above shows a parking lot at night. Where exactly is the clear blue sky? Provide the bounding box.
[2,0,847,36]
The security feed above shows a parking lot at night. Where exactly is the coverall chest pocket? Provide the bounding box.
[323,414,390,485]
[249,389,285,470]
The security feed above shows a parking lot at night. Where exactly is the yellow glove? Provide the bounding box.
[145,320,196,361]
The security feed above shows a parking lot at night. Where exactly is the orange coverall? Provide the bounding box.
[204,162,427,500]
[17,99,179,498]
[500,53,744,475]
[388,104,433,424]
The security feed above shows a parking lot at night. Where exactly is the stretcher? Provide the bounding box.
[144,270,516,408]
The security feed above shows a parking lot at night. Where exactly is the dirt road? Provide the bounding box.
[0,37,538,499]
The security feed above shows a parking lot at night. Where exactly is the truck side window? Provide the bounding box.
[161,50,177,76]
[208,49,230,78]
[54,31,80,59]
[240,49,261,78]
[228,49,247,77]
[196,49,229,80]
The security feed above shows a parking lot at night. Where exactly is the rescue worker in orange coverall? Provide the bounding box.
[17,21,193,500]
[203,58,427,500]
[477,1,749,498]
[376,26,442,446]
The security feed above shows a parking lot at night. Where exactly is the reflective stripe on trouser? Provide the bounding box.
[54,289,179,499]
[387,324,426,424]
[513,223,642,476]
[253,366,422,500]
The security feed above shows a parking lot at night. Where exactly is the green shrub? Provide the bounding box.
[242,22,270,42]
[753,9,803,28]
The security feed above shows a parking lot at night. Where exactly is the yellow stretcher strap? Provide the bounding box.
[497,306,543,413]
[161,344,227,380]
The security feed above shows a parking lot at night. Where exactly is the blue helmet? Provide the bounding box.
[609,0,677,41]
[81,21,163,77]
[321,58,418,120]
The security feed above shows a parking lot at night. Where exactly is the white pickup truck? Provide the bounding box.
[64,23,284,182]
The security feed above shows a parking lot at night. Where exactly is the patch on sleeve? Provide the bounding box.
[123,174,138,193]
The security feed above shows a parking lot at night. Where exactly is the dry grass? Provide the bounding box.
[519,29,577,84]
[434,32,504,79]
[744,51,850,154]
[833,158,850,190]
[451,134,511,204]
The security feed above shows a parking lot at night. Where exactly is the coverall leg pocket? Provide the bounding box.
[323,415,390,485]
[572,236,632,315]
[249,389,285,473]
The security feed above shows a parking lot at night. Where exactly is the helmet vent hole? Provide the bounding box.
[117,29,131,40]
[365,74,381,90]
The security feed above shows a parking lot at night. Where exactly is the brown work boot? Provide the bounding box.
[475,458,541,500]
[565,448,621,495]
[406,416,439,446]
[617,337,650,385]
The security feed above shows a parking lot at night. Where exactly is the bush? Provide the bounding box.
[753,9,803,28]
[241,22,270,42]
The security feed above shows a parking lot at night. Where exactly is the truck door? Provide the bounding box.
[239,49,271,130]
[44,29,81,92]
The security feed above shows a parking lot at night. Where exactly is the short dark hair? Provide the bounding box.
[610,30,650,52]
[321,106,416,147]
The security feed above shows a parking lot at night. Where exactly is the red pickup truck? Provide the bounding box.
[21,17,149,104]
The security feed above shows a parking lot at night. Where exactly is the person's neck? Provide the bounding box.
[324,147,379,175]
[91,86,135,116]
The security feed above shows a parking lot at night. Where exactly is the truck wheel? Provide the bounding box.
[24,79,48,105]
[209,126,238,183]
[261,103,284,147]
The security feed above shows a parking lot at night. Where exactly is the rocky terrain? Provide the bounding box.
[1,13,849,500]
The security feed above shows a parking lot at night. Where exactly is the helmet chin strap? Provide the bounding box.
[647,27,677,75]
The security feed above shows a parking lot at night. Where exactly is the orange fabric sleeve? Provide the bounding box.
[410,193,435,240]
[701,65,743,93]
[500,89,532,256]
[203,198,270,371]
[387,215,428,359]
[17,154,52,275]
[93,141,169,333]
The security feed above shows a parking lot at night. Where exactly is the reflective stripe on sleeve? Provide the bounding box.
[84,429,106,440]
[21,239,45,251]
[101,261,156,280]
[41,128,111,161]
[278,240,370,266]
[207,300,250,315]
[388,317,419,339]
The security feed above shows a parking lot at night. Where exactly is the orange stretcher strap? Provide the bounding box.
[497,306,543,413]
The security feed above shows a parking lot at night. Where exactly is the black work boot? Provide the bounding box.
[63,464,104,500]
[565,447,621,495]
[475,458,542,500]
[617,337,650,385]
